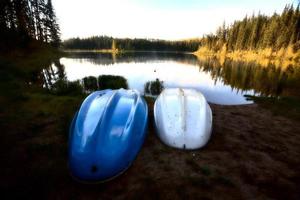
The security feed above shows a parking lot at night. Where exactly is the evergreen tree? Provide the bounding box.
[262,14,278,49]
[44,0,60,46]
[0,0,61,51]
[31,0,45,41]
[200,4,300,52]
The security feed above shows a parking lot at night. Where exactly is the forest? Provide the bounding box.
[0,0,60,51]
[63,36,200,52]
[63,4,300,57]
[199,4,300,53]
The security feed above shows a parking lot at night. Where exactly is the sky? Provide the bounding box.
[52,0,298,40]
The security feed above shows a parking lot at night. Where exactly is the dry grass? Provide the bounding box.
[194,45,300,68]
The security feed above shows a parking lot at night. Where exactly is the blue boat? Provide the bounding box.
[69,89,148,182]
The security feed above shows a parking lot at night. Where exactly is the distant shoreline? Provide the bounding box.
[63,48,300,68]
[63,49,192,54]
[193,46,300,68]
[63,49,119,53]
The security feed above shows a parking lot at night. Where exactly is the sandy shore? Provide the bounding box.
[2,102,300,200]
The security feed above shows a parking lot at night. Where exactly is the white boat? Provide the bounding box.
[154,88,212,150]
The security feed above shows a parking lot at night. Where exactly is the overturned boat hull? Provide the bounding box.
[154,88,212,150]
[69,89,148,182]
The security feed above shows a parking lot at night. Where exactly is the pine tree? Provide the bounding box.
[0,0,60,50]
[13,0,31,40]
[200,4,300,53]
[262,15,278,49]
[44,0,60,46]
[249,14,262,49]
[235,17,248,50]
[31,0,44,41]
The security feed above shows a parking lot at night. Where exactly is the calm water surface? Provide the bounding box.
[53,52,299,105]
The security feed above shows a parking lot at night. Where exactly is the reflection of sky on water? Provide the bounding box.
[61,58,254,105]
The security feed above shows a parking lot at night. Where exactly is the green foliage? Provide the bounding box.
[83,76,98,91]
[214,175,235,187]
[51,80,83,96]
[201,4,300,51]
[63,36,200,52]
[57,74,133,95]
[200,166,212,176]
[44,0,61,47]
[0,0,61,51]
[98,75,128,90]
[144,78,164,95]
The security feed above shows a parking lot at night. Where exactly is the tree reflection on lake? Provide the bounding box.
[40,52,300,105]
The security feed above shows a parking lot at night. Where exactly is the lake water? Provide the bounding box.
[51,51,299,105]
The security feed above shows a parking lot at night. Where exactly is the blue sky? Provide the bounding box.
[52,0,297,40]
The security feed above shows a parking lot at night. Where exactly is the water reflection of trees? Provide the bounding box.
[196,57,300,97]
[66,51,199,66]
[39,54,300,98]
[40,60,129,94]
[42,59,66,89]
[67,52,116,65]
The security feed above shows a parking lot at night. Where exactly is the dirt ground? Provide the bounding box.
[2,102,300,200]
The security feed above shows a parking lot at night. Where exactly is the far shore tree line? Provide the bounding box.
[200,4,300,53]
[63,4,300,56]
[1,1,299,58]
[0,0,60,51]
[63,36,200,52]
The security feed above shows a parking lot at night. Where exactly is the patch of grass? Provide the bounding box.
[0,47,86,199]
[98,75,128,90]
[51,80,84,96]
[185,158,201,172]
[17,92,85,141]
[200,165,212,176]
[214,175,235,187]
[81,75,129,92]
[144,78,164,95]
[245,95,300,120]
[83,76,98,91]
[185,176,212,188]
[185,158,213,177]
